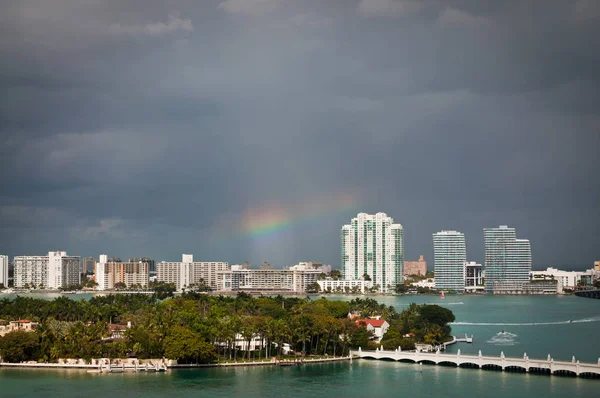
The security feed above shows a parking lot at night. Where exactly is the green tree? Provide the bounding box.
[0,331,40,362]
[163,326,216,364]
[306,282,321,293]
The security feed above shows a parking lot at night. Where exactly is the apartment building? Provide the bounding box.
[156,254,228,291]
[94,254,149,290]
[14,251,80,289]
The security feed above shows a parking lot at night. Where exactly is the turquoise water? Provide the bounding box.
[0,360,597,398]
[1,294,598,396]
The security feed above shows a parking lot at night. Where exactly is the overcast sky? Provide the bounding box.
[1,0,598,269]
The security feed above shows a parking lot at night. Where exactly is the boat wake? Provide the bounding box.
[487,331,518,346]
[425,302,465,306]
[450,316,600,326]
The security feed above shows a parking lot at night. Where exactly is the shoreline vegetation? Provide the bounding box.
[0,294,455,368]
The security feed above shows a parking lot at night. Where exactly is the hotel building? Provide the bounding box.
[14,251,80,289]
[217,262,323,293]
[341,212,404,292]
[484,225,531,293]
[157,254,229,292]
[94,254,149,290]
[433,231,467,292]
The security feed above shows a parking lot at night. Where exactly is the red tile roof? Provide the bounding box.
[107,324,127,331]
[356,319,386,328]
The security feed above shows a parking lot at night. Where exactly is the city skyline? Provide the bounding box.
[1,1,599,269]
[0,218,595,272]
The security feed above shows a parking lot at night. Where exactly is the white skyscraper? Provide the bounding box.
[433,231,467,292]
[0,255,8,287]
[484,225,532,293]
[341,212,404,292]
[14,251,80,289]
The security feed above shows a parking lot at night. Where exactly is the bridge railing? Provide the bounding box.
[351,348,600,376]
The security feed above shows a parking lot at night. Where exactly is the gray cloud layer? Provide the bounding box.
[1,0,599,268]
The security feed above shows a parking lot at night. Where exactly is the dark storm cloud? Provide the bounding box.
[1,0,599,268]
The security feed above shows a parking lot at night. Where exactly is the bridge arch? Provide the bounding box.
[438,361,458,367]
[458,362,480,369]
[552,369,577,377]
[528,367,551,375]
[481,364,503,371]
[504,365,527,373]
[579,372,600,379]
[418,360,436,365]
[397,358,417,363]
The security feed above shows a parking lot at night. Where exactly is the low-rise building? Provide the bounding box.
[318,278,373,293]
[217,262,324,293]
[0,319,38,336]
[411,279,435,289]
[530,267,584,292]
[490,279,558,295]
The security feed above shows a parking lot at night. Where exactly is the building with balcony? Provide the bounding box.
[318,278,373,293]
[341,212,404,292]
[94,254,149,290]
[157,254,228,292]
[484,226,531,294]
[530,267,585,293]
[14,251,80,289]
[217,262,324,293]
[433,231,467,292]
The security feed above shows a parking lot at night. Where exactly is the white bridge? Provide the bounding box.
[351,348,600,377]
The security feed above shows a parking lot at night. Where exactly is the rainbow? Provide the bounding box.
[240,192,358,238]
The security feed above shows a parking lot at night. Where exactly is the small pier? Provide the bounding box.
[96,359,167,373]
[352,348,600,377]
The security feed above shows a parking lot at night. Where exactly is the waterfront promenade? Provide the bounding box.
[352,348,600,377]
[0,356,351,372]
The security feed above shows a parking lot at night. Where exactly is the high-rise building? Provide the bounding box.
[404,255,427,276]
[433,231,467,291]
[14,251,80,289]
[94,254,149,290]
[129,257,156,273]
[0,255,8,287]
[484,225,531,293]
[157,254,229,292]
[81,257,95,274]
[341,212,404,292]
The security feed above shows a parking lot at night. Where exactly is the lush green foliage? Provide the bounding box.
[0,294,454,364]
[381,303,455,349]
